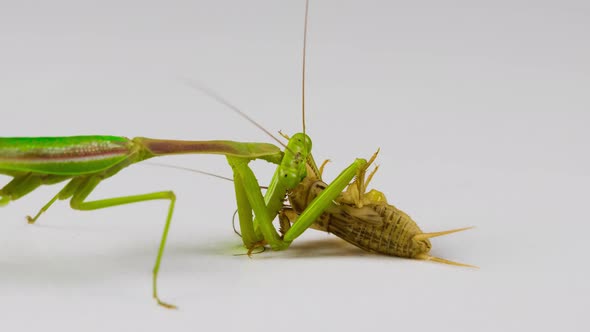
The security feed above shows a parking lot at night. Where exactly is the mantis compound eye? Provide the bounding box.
[279,168,301,188]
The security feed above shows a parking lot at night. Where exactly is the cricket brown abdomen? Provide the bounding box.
[325,203,432,258]
[287,176,432,258]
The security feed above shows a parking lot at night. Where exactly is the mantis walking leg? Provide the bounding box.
[20,174,178,308]
[1,173,69,209]
[0,173,43,203]
[26,178,83,223]
[64,176,177,309]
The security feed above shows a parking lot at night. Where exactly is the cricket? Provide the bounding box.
[1,0,473,309]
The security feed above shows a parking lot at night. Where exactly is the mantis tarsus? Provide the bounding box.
[1,0,473,309]
[0,133,366,310]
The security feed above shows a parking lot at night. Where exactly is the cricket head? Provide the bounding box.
[279,132,313,188]
[411,227,478,268]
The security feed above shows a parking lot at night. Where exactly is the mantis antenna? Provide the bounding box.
[144,162,234,183]
[146,161,271,245]
[301,0,309,136]
[182,78,290,151]
[145,162,270,192]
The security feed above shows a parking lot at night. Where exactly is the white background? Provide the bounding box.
[1,0,588,331]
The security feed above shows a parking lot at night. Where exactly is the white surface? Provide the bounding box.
[1,0,589,331]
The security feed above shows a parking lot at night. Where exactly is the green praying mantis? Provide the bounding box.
[0,0,473,309]
[0,133,362,309]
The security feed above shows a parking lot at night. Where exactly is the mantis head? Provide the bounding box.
[279,132,313,188]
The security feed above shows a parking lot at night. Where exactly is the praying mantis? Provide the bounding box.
[0,0,473,309]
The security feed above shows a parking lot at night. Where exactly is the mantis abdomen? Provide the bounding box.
[0,136,136,176]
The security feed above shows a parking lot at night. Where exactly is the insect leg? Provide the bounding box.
[282,158,367,243]
[227,156,287,251]
[278,208,297,235]
[0,173,43,203]
[231,162,261,248]
[26,177,84,224]
[66,175,177,309]
[338,150,381,207]
[318,159,331,178]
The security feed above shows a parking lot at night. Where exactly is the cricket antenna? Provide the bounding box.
[301,0,309,137]
[182,78,289,151]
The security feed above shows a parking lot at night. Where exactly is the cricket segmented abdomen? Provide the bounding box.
[288,177,431,258]
[325,203,430,258]
[0,136,135,176]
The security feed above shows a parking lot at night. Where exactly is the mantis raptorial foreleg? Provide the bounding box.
[231,164,259,248]
[0,135,297,308]
[228,156,368,251]
[227,156,285,250]
[281,158,367,242]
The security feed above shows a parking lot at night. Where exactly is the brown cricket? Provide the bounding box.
[279,151,475,267]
